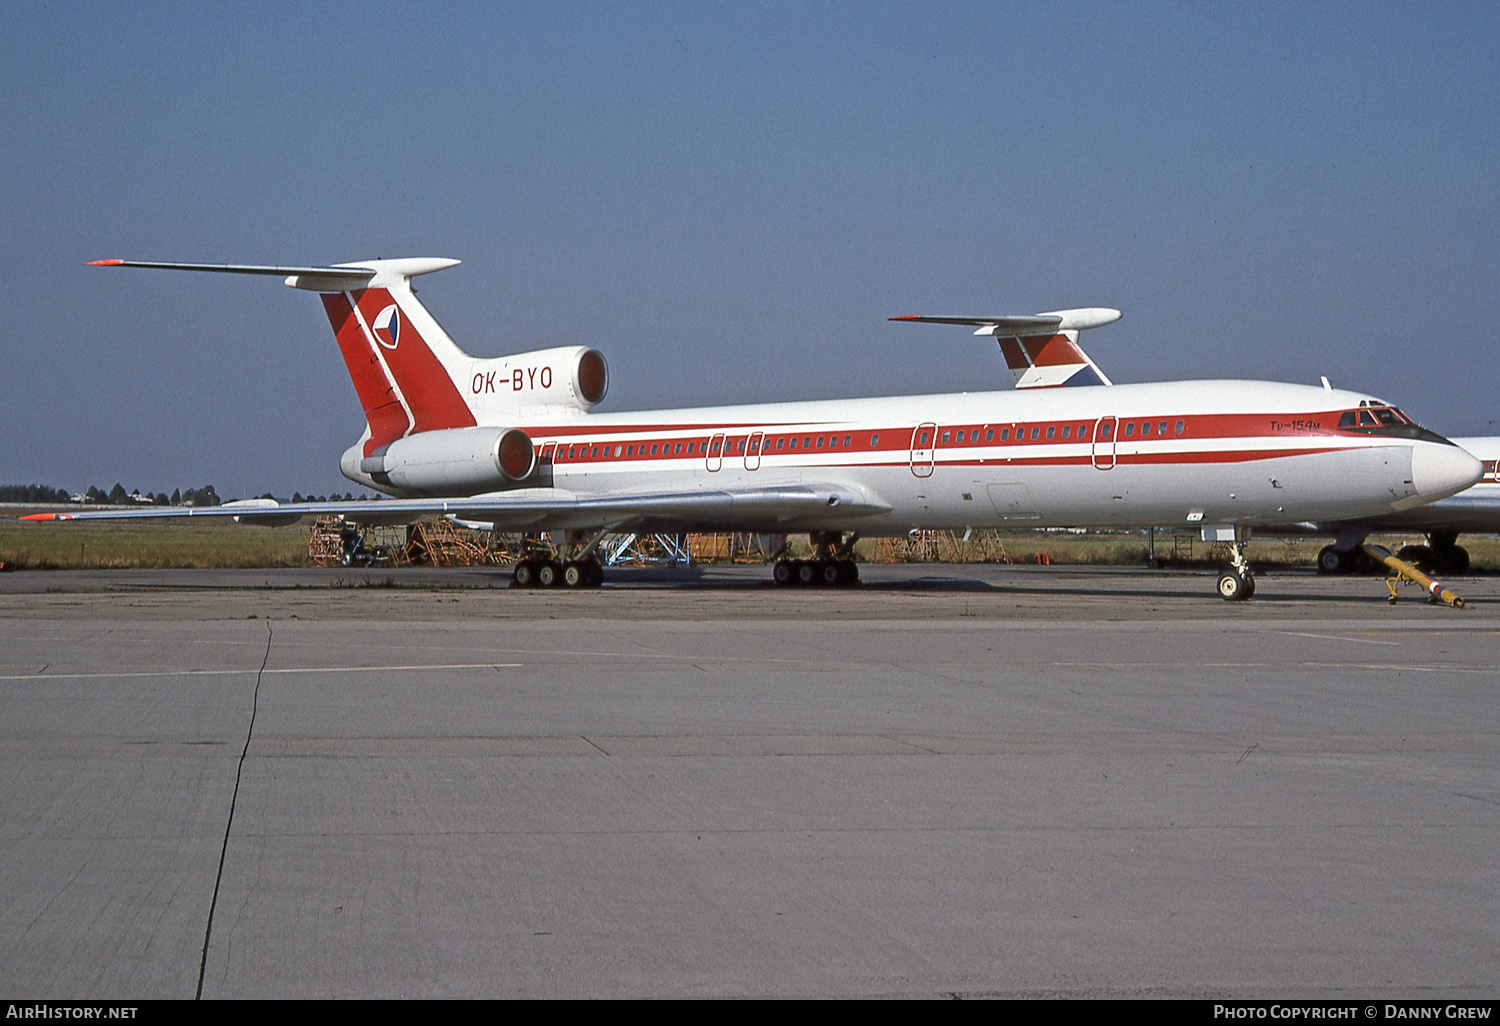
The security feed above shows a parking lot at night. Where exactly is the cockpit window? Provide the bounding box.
[1340,406,1413,429]
[1336,405,1449,444]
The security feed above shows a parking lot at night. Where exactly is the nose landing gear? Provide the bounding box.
[1216,529,1255,601]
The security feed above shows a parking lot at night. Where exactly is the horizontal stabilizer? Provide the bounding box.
[890,308,1121,334]
[88,258,460,291]
[891,307,1120,389]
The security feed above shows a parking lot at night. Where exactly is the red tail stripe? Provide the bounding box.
[352,289,476,434]
[1021,334,1088,368]
[321,293,410,456]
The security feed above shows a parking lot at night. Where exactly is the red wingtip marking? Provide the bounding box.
[19,513,60,521]
[88,259,124,266]
[888,315,919,321]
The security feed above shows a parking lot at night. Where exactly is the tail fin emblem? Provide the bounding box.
[372,304,400,349]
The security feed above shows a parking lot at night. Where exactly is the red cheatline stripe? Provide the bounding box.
[515,409,1362,445]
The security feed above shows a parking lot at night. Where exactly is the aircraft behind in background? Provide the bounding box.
[24,257,1482,600]
[962,313,1500,575]
[1286,436,1500,575]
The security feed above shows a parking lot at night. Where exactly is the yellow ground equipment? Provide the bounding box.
[1360,543,1465,608]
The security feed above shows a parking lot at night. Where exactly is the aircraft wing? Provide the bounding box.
[20,484,892,533]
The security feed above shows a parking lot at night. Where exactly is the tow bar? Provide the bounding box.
[1361,543,1466,608]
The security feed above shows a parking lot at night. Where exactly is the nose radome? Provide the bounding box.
[1410,442,1483,502]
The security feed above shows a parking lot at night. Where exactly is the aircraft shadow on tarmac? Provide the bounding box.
[590,565,1482,604]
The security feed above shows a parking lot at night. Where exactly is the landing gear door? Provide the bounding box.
[910,422,936,478]
[1091,416,1117,470]
[706,432,725,473]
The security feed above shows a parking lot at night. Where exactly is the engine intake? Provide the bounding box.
[360,426,535,495]
[465,346,609,413]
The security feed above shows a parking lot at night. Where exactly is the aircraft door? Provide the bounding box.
[706,432,725,472]
[910,423,936,478]
[537,442,557,485]
[1092,416,1117,470]
[745,431,763,471]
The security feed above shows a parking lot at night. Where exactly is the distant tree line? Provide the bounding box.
[0,484,73,503]
[3,483,369,505]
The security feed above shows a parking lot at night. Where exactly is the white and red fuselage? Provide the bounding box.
[51,257,1480,553]
[348,381,1468,536]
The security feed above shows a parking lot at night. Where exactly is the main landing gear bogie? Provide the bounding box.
[1395,541,1470,576]
[773,558,860,587]
[775,531,862,587]
[512,557,603,589]
[1316,545,1379,575]
[1320,540,1470,577]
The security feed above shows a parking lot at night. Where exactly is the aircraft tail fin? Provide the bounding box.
[890,307,1119,388]
[90,258,479,456]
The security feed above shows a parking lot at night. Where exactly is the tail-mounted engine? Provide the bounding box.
[465,346,608,415]
[357,426,536,495]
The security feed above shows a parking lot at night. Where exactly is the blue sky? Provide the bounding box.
[3,2,1497,497]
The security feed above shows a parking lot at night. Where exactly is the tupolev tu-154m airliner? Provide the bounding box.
[23,257,1481,600]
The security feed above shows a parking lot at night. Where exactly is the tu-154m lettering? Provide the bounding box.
[26,257,1481,600]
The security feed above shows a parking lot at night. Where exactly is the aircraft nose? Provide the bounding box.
[1410,442,1483,502]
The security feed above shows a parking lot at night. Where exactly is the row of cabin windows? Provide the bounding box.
[930,420,1187,445]
[557,420,1189,461]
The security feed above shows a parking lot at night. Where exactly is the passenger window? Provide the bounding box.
[1101,424,1112,439]
[1142,422,1151,435]
[1046,426,1055,439]
[1125,423,1135,437]
[777,438,785,449]
[1061,426,1071,439]
[1030,427,1039,440]
[816,437,824,448]
[1175,421,1184,435]
[986,429,994,441]
[844,435,851,447]
[870,434,879,446]
[1001,429,1010,441]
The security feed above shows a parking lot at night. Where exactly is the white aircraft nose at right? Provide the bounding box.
[1409,442,1484,503]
